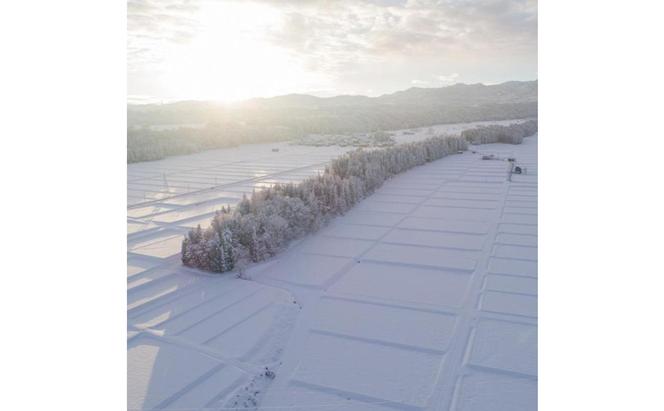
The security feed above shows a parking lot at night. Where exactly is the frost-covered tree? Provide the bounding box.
[461,120,537,145]
[182,133,477,273]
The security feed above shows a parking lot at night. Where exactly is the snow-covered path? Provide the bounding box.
[127,133,537,410]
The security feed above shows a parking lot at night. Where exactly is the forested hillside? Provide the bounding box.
[128,81,537,162]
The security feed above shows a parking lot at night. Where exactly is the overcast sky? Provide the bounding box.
[128,0,537,103]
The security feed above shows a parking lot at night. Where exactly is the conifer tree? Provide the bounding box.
[181,127,538,273]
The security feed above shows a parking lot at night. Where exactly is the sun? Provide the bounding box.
[159,1,311,103]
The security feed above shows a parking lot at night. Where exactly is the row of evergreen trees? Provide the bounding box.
[461,120,538,145]
[181,135,469,273]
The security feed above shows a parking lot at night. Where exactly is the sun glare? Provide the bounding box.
[160,1,312,103]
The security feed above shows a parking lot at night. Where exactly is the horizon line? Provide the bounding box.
[127,79,538,106]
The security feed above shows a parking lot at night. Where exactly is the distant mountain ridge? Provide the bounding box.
[129,80,537,116]
[128,80,537,162]
[381,81,537,106]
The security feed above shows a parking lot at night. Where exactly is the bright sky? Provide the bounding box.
[128,0,537,103]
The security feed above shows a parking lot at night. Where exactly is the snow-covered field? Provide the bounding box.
[127,118,533,208]
[128,127,537,410]
[393,118,534,145]
[289,118,535,148]
[127,143,350,208]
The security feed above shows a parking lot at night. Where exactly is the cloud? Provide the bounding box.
[128,0,537,69]
[437,73,460,86]
[127,0,202,71]
[264,0,536,73]
[410,73,459,88]
[128,0,537,99]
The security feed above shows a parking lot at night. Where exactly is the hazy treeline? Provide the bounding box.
[128,105,535,162]
[181,135,469,273]
[292,131,396,148]
[461,120,538,145]
[128,81,537,163]
[127,123,293,163]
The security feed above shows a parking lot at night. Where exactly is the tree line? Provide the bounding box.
[181,134,468,272]
[128,105,537,162]
[461,119,538,144]
[181,120,537,273]
[127,123,293,163]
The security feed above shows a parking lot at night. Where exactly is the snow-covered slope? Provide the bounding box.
[127,132,537,410]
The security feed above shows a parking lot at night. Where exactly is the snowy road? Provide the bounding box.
[127,133,537,410]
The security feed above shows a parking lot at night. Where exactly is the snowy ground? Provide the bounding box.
[289,118,534,148]
[128,129,537,410]
[392,118,534,145]
[127,118,532,208]
[127,143,350,207]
